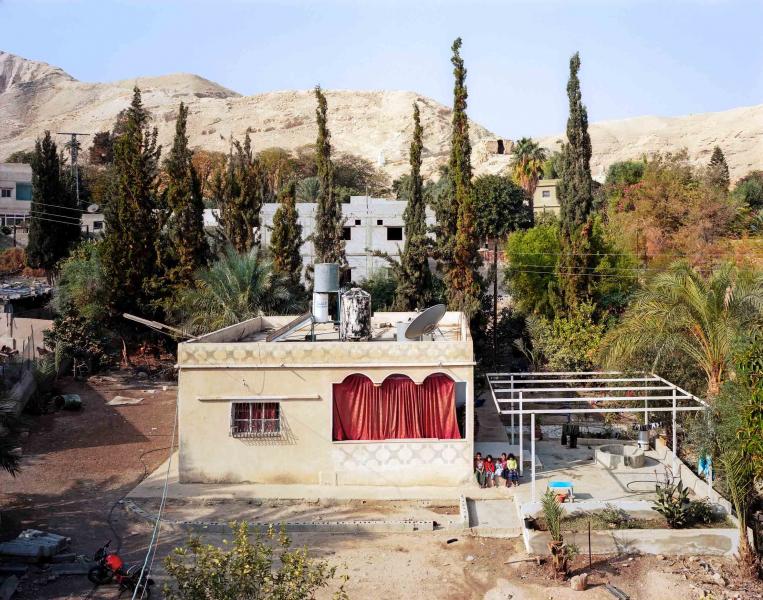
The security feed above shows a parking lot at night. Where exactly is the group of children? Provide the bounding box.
[473,452,519,488]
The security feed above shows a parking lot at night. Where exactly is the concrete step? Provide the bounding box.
[466,498,521,538]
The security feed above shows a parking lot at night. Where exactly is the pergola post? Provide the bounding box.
[672,387,678,474]
[531,413,536,502]
[519,391,524,476]
[510,374,515,445]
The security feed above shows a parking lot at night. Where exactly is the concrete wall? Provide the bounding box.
[0,316,52,352]
[526,527,742,557]
[177,313,474,487]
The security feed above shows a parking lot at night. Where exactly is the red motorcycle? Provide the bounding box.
[87,540,155,598]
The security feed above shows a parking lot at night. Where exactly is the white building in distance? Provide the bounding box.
[205,195,437,283]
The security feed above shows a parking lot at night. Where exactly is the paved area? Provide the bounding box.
[129,452,516,501]
[514,439,672,505]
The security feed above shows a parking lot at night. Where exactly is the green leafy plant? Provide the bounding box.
[652,478,690,528]
[163,522,348,600]
[541,490,574,576]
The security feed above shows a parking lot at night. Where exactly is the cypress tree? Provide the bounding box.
[312,86,345,266]
[27,131,80,270]
[558,52,594,307]
[270,180,303,287]
[160,102,209,289]
[394,103,433,310]
[216,132,262,252]
[708,145,730,191]
[101,86,161,314]
[443,37,481,318]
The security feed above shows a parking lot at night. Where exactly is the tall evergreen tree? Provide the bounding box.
[270,180,304,288]
[443,37,481,318]
[101,87,162,314]
[394,103,433,310]
[557,52,594,307]
[160,102,209,289]
[216,132,263,252]
[312,86,345,266]
[27,131,80,270]
[708,145,730,191]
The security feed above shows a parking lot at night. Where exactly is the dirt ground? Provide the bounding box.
[1,371,762,599]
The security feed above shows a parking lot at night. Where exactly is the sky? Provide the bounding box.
[2,0,763,137]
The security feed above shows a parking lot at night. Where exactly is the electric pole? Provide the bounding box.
[57,132,90,204]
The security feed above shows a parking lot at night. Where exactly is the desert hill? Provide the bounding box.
[1,51,761,181]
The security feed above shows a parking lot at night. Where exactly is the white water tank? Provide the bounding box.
[312,292,330,323]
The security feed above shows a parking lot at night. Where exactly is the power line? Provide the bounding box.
[28,209,81,223]
[132,397,178,600]
[28,200,87,214]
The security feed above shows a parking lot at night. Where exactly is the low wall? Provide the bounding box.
[527,527,741,556]
[654,446,731,513]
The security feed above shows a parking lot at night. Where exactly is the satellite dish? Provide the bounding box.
[86,203,100,213]
[405,304,446,340]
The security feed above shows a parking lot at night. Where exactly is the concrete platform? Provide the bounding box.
[466,499,521,538]
[129,453,518,502]
[513,439,673,506]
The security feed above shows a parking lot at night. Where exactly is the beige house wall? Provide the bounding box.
[177,313,475,487]
[533,179,560,215]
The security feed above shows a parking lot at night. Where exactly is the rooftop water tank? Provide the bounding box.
[340,288,372,341]
[314,263,339,293]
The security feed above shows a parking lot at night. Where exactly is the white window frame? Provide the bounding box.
[230,401,282,438]
[0,188,12,198]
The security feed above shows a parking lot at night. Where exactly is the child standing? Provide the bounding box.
[474,452,486,488]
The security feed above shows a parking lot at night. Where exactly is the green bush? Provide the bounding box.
[524,302,605,371]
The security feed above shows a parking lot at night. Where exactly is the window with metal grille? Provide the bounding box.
[0,189,11,198]
[230,402,281,438]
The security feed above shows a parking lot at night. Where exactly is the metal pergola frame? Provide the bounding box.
[486,371,708,501]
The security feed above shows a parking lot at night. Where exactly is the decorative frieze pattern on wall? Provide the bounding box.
[331,441,471,471]
[178,341,472,367]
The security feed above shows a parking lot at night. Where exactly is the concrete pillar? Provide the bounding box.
[531,413,536,502]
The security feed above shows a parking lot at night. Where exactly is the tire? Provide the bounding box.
[87,566,112,585]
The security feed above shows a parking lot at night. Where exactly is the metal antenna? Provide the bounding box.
[57,132,90,204]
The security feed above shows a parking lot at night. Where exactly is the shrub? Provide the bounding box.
[163,522,348,600]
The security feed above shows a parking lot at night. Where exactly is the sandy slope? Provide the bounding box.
[1,50,761,181]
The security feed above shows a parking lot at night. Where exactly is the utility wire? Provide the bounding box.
[132,397,178,600]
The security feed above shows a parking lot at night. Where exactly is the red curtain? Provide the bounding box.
[332,374,461,441]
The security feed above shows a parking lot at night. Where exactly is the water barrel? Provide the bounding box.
[340,288,372,341]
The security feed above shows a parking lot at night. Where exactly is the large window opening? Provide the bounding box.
[386,226,403,241]
[332,374,461,441]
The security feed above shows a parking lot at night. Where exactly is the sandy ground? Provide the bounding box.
[2,370,762,599]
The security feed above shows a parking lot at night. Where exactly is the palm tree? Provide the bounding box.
[600,261,763,398]
[0,397,21,477]
[178,246,298,335]
[509,137,548,213]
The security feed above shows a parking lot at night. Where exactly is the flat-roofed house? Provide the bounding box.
[0,163,33,226]
[533,178,560,215]
[176,310,474,486]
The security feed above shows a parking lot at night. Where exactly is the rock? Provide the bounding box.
[656,554,666,560]
[466,555,475,562]
[712,572,726,587]
[570,573,588,591]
